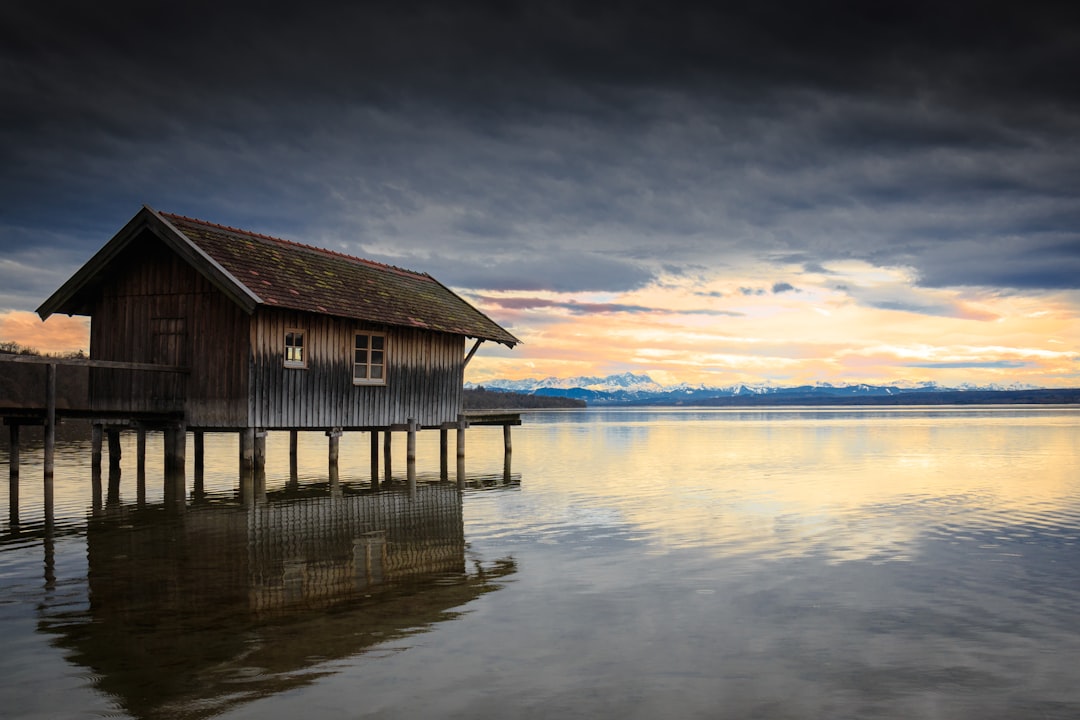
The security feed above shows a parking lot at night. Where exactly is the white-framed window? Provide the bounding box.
[353,332,386,385]
[284,329,306,368]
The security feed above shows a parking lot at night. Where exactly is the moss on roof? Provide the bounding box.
[160,213,518,346]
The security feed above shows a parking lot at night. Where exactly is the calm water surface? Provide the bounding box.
[2,406,1079,719]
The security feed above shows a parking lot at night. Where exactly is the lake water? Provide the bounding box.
[2,406,1080,719]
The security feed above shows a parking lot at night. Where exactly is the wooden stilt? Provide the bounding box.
[254,430,267,473]
[91,423,103,475]
[43,363,55,522]
[406,418,417,494]
[107,428,122,469]
[239,427,254,505]
[440,427,448,481]
[289,430,299,488]
[327,428,341,493]
[329,461,340,495]
[106,427,121,504]
[192,430,204,498]
[370,430,380,489]
[456,414,467,489]
[383,428,392,485]
[503,423,513,483]
[164,425,187,509]
[137,427,147,479]
[327,428,340,467]
[8,424,19,480]
[8,424,19,527]
[136,428,147,507]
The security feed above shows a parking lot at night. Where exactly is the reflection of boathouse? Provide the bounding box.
[43,486,515,719]
[91,486,471,613]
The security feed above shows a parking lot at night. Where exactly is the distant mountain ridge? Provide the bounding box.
[465,373,1076,406]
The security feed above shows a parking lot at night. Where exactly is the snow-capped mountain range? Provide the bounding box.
[465,372,1041,406]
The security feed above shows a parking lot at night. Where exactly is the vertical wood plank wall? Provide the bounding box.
[88,232,249,427]
[250,309,465,429]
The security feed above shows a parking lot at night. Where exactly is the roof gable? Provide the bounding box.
[37,206,519,347]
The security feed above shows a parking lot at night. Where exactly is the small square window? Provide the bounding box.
[353,331,386,385]
[284,329,306,368]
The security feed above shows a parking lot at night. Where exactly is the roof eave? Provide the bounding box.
[37,206,262,320]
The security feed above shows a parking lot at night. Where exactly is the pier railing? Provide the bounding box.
[0,354,189,419]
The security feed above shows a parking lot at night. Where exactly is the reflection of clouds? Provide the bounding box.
[466,409,1080,565]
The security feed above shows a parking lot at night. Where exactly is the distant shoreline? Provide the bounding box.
[615,388,1080,407]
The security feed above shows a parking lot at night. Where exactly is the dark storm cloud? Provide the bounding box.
[473,295,743,317]
[2,0,1079,309]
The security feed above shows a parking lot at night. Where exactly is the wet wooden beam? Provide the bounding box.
[456,414,467,488]
[406,418,417,494]
[369,430,379,489]
[289,430,299,485]
[239,427,254,505]
[326,427,341,469]
[192,430,203,497]
[440,427,448,481]
[383,428,392,485]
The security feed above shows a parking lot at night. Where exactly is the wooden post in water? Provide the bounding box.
[192,430,204,498]
[91,423,103,476]
[327,428,340,468]
[456,414,467,489]
[369,430,380,489]
[163,424,187,509]
[43,363,56,522]
[136,428,147,507]
[327,428,341,493]
[239,427,254,505]
[406,418,417,494]
[8,423,19,527]
[383,428,392,485]
[107,428,122,470]
[254,429,267,502]
[440,427,448,481]
[503,423,513,483]
[254,429,267,474]
[105,428,122,504]
[289,430,299,488]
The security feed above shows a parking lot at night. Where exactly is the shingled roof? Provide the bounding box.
[37,206,519,347]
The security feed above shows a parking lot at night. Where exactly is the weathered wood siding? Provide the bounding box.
[250,309,465,429]
[88,233,250,426]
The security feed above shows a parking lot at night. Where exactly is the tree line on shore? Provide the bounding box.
[463,387,586,409]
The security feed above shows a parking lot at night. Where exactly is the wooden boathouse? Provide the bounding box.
[5,205,520,502]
